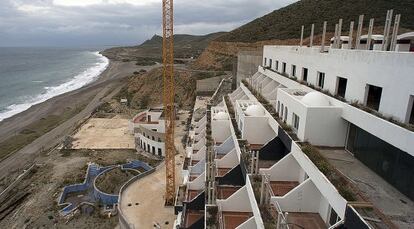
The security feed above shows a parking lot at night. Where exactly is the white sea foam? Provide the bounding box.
[0,52,109,122]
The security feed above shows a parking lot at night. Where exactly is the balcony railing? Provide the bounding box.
[263,175,289,229]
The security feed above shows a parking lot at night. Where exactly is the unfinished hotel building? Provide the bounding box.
[129,107,166,157]
[174,10,414,229]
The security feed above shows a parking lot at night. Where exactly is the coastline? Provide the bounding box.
[0,51,109,122]
[0,59,139,190]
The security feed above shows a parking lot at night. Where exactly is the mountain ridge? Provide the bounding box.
[216,0,414,43]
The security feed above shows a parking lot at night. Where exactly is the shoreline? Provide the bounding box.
[0,60,134,142]
[0,51,109,122]
[0,59,140,190]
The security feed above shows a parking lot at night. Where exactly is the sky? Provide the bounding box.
[0,0,296,47]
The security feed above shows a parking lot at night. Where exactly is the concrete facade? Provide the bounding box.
[130,108,166,157]
[196,76,223,95]
[263,46,414,123]
[236,51,262,88]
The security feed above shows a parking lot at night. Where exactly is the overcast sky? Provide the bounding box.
[1,0,296,47]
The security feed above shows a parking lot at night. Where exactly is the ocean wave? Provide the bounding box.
[0,52,109,122]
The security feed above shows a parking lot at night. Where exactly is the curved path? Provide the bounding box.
[119,111,189,228]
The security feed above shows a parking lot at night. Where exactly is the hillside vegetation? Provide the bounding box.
[116,68,197,110]
[217,0,414,43]
[102,32,226,63]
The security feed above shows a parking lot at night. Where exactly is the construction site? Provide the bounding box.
[0,1,413,229]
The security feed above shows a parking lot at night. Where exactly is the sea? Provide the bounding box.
[0,47,109,122]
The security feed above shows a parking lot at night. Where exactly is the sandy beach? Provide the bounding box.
[0,59,141,191]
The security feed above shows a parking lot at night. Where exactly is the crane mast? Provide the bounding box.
[162,0,176,206]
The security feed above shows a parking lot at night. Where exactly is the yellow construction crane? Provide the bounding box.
[162,0,176,206]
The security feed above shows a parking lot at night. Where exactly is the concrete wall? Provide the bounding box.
[212,119,231,143]
[215,149,238,169]
[273,179,321,213]
[217,186,252,212]
[258,67,414,156]
[188,171,205,190]
[261,154,302,182]
[191,146,206,161]
[290,144,347,218]
[237,51,263,87]
[263,46,414,123]
[196,76,223,95]
[305,107,348,147]
[137,133,165,156]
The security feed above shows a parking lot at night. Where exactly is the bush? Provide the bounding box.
[139,94,150,108]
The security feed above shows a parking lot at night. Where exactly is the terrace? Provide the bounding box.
[220,211,253,229]
[183,209,204,228]
[287,212,326,229]
[269,181,300,197]
[261,154,306,197]
[186,190,203,202]
[216,185,243,200]
[269,179,333,228]
[215,175,265,229]
[249,72,282,102]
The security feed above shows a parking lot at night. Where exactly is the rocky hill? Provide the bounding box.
[195,0,413,70]
[116,68,197,110]
[102,32,226,64]
[217,0,414,43]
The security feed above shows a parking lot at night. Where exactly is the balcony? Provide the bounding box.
[269,181,299,196]
[183,209,204,229]
[186,190,203,202]
[220,211,253,229]
[286,212,326,229]
[190,160,199,166]
[217,185,242,200]
[216,177,264,229]
[217,167,232,177]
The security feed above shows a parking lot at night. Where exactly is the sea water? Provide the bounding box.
[0,47,109,121]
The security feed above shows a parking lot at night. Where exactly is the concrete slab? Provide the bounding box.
[72,116,134,149]
[319,149,414,228]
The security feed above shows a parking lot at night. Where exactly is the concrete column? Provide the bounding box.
[321,21,327,52]
[349,21,354,49]
[310,24,314,47]
[383,9,394,51]
[367,18,375,50]
[337,19,343,48]
[356,15,364,49]
[382,10,391,51]
[390,14,401,51]
[300,25,304,47]
[333,24,338,48]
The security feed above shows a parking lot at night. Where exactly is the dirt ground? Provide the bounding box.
[0,148,160,229]
[72,115,134,149]
[119,110,190,228]
[95,167,139,194]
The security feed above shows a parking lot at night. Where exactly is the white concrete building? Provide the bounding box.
[130,108,165,157]
[397,32,414,52]
[262,42,414,202]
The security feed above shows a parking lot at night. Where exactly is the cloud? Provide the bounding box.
[53,0,159,7]
[1,0,297,47]
[17,4,51,13]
